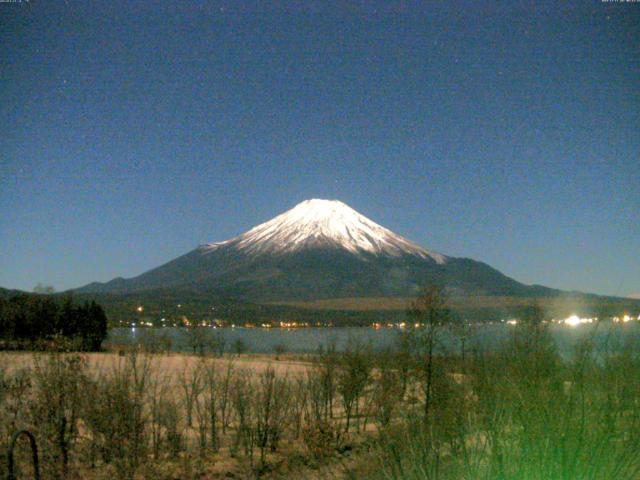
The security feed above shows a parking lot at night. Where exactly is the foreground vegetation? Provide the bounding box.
[1,287,639,479]
[353,320,640,479]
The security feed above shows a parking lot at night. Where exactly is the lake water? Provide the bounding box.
[107,321,640,357]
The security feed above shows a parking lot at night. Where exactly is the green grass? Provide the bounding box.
[351,322,640,480]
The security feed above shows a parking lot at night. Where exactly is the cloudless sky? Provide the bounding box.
[1,1,638,296]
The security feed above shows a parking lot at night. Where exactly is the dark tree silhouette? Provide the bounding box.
[0,294,108,351]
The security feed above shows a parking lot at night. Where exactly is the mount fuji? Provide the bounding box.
[77,199,555,301]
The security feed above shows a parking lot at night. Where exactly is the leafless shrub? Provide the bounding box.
[199,360,220,453]
[31,353,87,479]
[138,329,173,354]
[289,376,309,439]
[81,352,150,480]
[147,368,172,459]
[230,370,256,463]
[252,365,291,466]
[312,342,339,422]
[273,343,287,359]
[301,417,345,462]
[233,338,249,355]
[185,327,222,356]
[217,360,235,435]
[393,331,415,398]
[179,360,205,428]
[337,342,372,432]
[407,285,453,423]
[193,379,210,456]
[304,368,326,424]
[372,352,403,429]
[158,396,183,459]
[211,330,227,357]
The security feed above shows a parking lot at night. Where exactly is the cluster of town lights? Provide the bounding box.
[130,305,638,329]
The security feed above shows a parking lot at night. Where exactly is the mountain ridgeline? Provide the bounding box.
[78,199,557,301]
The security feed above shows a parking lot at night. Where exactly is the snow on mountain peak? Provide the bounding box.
[205,199,446,263]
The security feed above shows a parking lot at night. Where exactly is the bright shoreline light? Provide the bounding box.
[565,315,581,327]
[563,315,594,327]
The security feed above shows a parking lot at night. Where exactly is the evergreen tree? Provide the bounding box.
[83,301,108,351]
[0,294,108,351]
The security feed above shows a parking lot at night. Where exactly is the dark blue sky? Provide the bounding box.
[1,1,638,296]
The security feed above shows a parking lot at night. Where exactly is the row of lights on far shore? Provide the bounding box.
[503,314,638,327]
[130,305,639,330]
[373,315,639,329]
[125,312,325,329]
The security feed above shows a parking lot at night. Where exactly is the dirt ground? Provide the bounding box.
[1,351,373,479]
[1,351,314,377]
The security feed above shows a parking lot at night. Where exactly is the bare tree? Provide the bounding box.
[218,360,235,435]
[230,370,255,463]
[372,350,403,429]
[179,360,205,428]
[289,376,308,439]
[337,341,371,432]
[185,327,210,356]
[252,366,291,466]
[313,342,338,421]
[407,284,452,423]
[202,360,220,452]
[148,369,171,459]
[32,353,87,478]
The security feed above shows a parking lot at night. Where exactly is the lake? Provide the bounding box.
[107,321,640,357]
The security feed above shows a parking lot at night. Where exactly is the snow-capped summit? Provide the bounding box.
[205,199,446,263]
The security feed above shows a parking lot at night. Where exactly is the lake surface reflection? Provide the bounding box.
[107,321,640,357]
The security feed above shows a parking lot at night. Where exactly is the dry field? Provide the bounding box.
[1,350,381,480]
[1,351,313,378]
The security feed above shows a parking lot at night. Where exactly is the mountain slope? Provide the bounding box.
[76,199,557,301]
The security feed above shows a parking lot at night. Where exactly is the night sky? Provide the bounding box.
[1,1,638,296]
